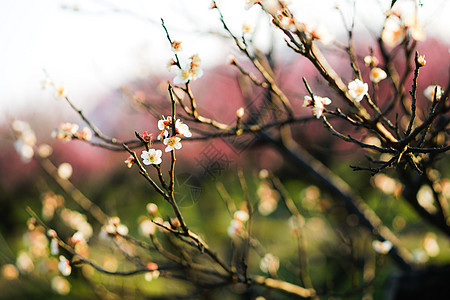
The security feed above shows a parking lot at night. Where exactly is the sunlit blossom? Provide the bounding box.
[303,95,332,118]
[163,136,182,152]
[141,149,162,165]
[348,79,368,102]
[369,67,387,83]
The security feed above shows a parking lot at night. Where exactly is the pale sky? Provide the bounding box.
[0,0,448,118]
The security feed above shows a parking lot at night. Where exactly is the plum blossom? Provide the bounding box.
[369,67,387,84]
[170,40,182,53]
[348,79,368,102]
[124,155,135,168]
[52,123,79,141]
[173,54,203,84]
[141,149,162,165]
[227,219,244,238]
[372,240,393,254]
[158,116,191,139]
[303,95,332,118]
[163,136,182,152]
[58,255,71,276]
[245,0,261,10]
[305,22,333,45]
[175,119,192,137]
[424,85,443,101]
[382,17,405,47]
[364,55,379,67]
[259,253,280,274]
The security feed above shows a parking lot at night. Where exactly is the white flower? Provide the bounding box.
[382,17,405,47]
[234,210,249,222]
[227,219,244,238]
[369,67,387,83]
[141,149,162,165]
[116,224,129,236]
[372,240,393,254]
[303,95,332,118]
[245,0,261,10]
[424,85,443,101]
[305,23,333,45]
[71,231,86,244]
[364,56,379,67]
[259,253,280,273]
[139,219,156,236]
[51,238,59,255]
[170,40,182,53]
[163,136,182,152]
[173,54,203,84]
[55,85,67,98]
[348,79,368,102]
[175,119,192,137]
[58,256,71,276]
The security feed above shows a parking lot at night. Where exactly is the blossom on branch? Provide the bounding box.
[163,136,182,152]
[173,54,203,84]
[369,67,387,83]
[124,155,135,168]
[141,149,162,165]
[424,85,443,101]
[58,256,71,276]
[348,79,368,102]
[170,40,182,53]
[303,95,332,119]
[382,16,405,47]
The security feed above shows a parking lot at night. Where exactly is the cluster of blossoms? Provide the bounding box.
[52,123,92,141]
[126,116,192,168]
[12,120,37,163]
[101,217,129,238]
[259,253,280,274]
[172,53,203,85]
[381,10,425,48]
